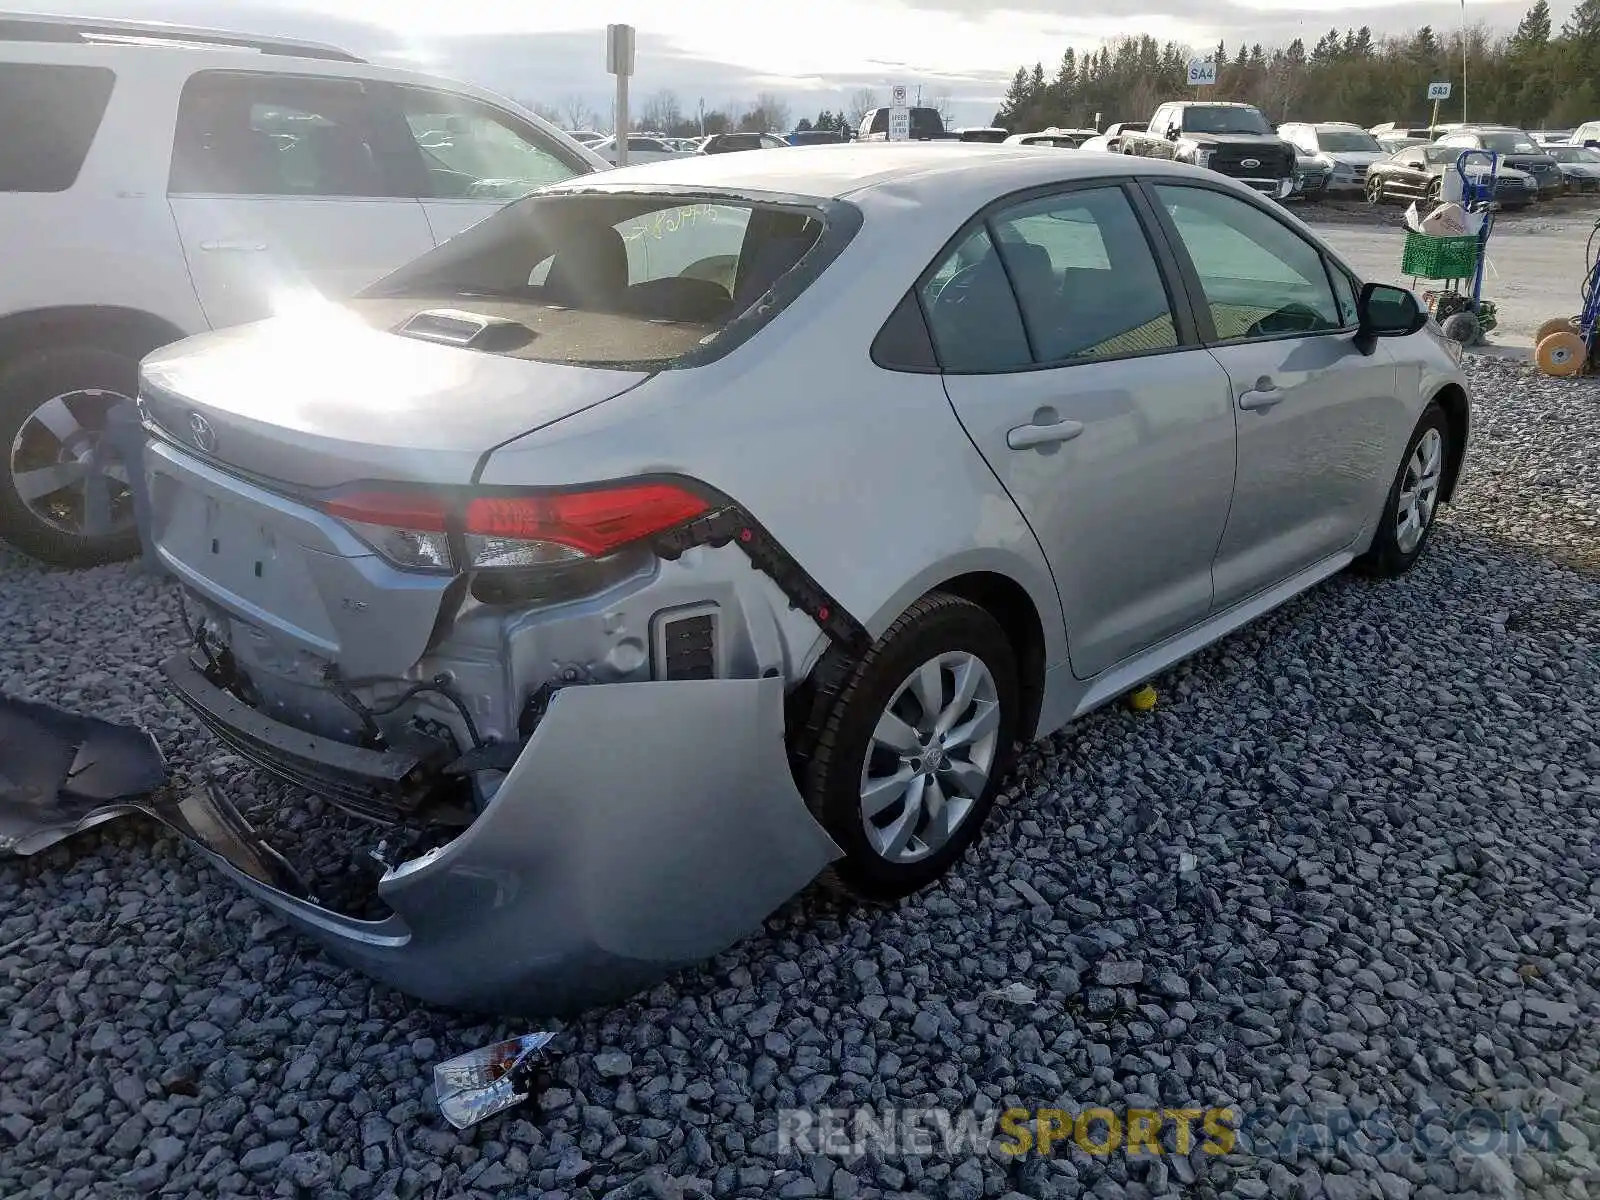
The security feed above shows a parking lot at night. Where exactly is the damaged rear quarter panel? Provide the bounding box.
[188,675,841,1015]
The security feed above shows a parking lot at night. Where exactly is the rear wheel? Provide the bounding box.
[801,593,1019,902]
[1366,176,1386,205]
[0,345,141,567]
[1424,178,1443,204]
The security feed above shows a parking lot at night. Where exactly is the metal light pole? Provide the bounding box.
[1461,0,1468,123]
[607,24,635,165]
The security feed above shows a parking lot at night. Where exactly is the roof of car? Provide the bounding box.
[551,143,1202,203]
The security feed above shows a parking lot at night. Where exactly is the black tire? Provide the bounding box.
[1424,178,1442,203]
[1366,177,1386,205]
[0,344,142,567]
[1353,401,1450,579]
[802,592,1020,902]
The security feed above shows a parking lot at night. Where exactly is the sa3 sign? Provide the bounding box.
[1427,80,1452,100]
[1187,59,1217,87]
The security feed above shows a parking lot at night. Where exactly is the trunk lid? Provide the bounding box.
[139,305,651,489]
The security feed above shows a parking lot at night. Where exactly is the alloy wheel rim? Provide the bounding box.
[1395,427,1444,554]
[858,651,1000,865]
[8,390,136,538]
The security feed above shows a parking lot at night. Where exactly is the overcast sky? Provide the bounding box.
[27,0,1561,126]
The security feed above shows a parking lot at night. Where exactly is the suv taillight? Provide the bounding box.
[319,482,710,573]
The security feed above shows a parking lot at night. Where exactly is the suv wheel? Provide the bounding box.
[0,345,141,567]
[801,593,1019,902]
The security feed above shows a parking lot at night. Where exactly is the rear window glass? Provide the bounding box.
[0,64,115,193]
[361,191,854,368]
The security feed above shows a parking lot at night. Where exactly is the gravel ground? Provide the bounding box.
[2,357,1598,1200]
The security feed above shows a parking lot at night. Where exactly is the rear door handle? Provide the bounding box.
[1238,376,1284,412]
[199,240,268,252]
[1007,415,1084,451]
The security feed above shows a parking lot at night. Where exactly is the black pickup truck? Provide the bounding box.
[1120,101,1296,198]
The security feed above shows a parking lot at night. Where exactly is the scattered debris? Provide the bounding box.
[1127,684,1158,712]
[433,1032,556,1129]
[983,982,1038,1005]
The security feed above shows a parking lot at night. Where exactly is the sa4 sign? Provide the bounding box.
[1187,59,1217,87]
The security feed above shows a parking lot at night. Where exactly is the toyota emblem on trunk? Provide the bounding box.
[187,412,216,453]
[1241,157,1261,169]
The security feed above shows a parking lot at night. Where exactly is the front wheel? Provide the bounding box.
[801,593,1020,902]
[1353,402,1450,578]
[1366,177,1386,205]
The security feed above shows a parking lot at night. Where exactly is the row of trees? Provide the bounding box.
[994,0,1600,133]
[525,87,955,137]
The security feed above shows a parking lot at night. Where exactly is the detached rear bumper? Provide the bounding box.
[159,665,842,1015]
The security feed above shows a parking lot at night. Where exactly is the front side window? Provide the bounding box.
[1154,184,1342,340]
[364,192,843,367]
[170,72,394,197]
[990,187,1178,363]
[396,87,583,202]
[0,64,115,193]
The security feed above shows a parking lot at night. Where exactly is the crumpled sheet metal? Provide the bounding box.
[0,695,166,854]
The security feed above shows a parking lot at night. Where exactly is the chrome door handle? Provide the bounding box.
[1238,389,1284,411]
[199,240,268,252]
[1007,417,1084,450]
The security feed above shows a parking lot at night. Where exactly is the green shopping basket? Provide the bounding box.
[1400,230,1479,280]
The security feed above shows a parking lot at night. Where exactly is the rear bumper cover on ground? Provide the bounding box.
[159,664,843,1015]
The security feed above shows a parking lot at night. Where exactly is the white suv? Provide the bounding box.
[0,12,606,566]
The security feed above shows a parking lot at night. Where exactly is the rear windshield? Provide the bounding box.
[0,64,116,192]
[361,191,857,368]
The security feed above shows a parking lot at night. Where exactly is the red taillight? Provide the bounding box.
[464,483,709,557]
[322,491,450,532]
[319,481,710,571]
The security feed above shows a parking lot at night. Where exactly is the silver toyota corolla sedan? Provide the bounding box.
[122,144,1468,1012]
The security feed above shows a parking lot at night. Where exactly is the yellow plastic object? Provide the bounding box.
[1128,684,1158,712]
[1535,330,1588,377]
[1534,316,1580,345]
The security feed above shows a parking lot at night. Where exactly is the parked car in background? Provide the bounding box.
[787,129,844,146]
[1290,147,1333,199]
[1545,144,1600,193]
[857,106,952,141]
[1376,133,1431,155]
[592,134,690,165]
[1365,143,1536,208]
[1120,102,1295,198]
[1099,120,1147,145]
[955,127,1009,143]
[1569,120,1600,148]
[564,129,605,146]
[1278,122,1387,194]
[1005,128,1098,148]
[1432,126,1562,198]
[700,131,789,154]
[1532,129,1575,146]
[0,12,603,567]
[1077,134,1113,152]
[121,143,1469,1012]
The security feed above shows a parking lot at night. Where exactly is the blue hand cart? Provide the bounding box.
[1400,149,1500,346]
[1532,213,1600,376]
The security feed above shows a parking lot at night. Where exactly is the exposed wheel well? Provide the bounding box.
[1431,384,1469,502]
[0,306,190,372]
[931,571,1047,742]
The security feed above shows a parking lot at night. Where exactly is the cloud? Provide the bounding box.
[16,0,1560,129]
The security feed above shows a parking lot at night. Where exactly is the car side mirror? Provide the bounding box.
[1356,282,1427,353]
[1165,127,1180,141]
[1586,139,1600,150]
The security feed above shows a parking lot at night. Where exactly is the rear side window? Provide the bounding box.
[170,71,399,197]
[918,227,1032,372]
[0,64,115,193]
[991,187,1178,363]
[394,86,584,201]
[361,191,856,368]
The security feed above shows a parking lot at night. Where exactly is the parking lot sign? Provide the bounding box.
[891,84,908,106]
[1187,58,1217,87]
[1427,80,1452,100]
[888,106,910,141]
